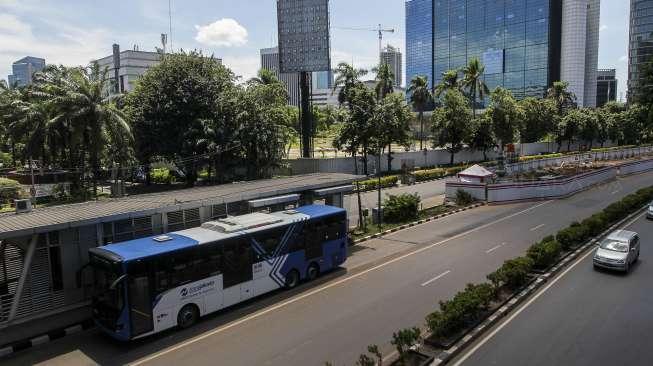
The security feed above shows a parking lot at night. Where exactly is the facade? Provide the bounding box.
[596,69,617,107]
[628,0,653,101]
[381,45,403,87]
[261,47,333,107]
[7,57,46,88]
[405,0,600,107]
[94,46,163,95]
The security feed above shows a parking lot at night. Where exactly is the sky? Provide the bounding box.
[0,0,630,97]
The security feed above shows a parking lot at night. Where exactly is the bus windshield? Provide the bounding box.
[90,254,124,326]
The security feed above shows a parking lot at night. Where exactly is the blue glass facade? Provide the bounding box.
[7,56,45,88]
[628,0,653,99]
[406,0,562,105]
[406,0,434,89]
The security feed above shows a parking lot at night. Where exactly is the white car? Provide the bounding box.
[593,230,640,273]
[647,201,653,219]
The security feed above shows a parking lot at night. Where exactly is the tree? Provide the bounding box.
[373,62,395,101]
[576,108,599,149]
[407,75,432,150]
[391,327,422,365]
[371,93,412,171]
[594,108,611,148]
[127,51,236,186]
[333,84,376,174]
[432,89,473,165]
[333,62,368,106]
[249,68,281,86]
[434,69,460,98]
[460,57,490,117]
[519,97,557,143]
[487,87,523,151]
[557,109,583,151]
[546,81,577,116]
[470,115,495,161]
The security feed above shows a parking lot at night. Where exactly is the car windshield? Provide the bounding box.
[90,255,124,311]
[599,239,629,253]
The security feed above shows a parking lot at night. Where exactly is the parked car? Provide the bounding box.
[647,201,653,219]
[593,230,640,273]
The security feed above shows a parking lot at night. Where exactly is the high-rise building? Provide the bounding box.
[381,45,403,87]
[94,45,166,95]
[628,0,653,102]
[7,56,46,88]
[260,47,333,106]
[596,69,617,107]
[405,0,600,107]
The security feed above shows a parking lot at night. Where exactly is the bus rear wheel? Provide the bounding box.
[285,269,300,289]
[178,304,199,329]
[306,263,320,281]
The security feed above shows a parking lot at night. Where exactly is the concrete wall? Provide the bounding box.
[445,181,486,201]
[618,158,653,176]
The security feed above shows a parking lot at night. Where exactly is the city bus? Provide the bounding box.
[88,204,348,340]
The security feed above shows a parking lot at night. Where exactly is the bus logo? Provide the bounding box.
[180,288,188,297]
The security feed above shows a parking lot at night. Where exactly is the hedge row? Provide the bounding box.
[383,193,421,223]
[414,166,467,182]
[519,153,563,162]
[591,145,638,153]
[423,185,653,342]
[357,175,399,191]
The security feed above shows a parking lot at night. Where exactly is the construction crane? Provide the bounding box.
[332,24,395,65]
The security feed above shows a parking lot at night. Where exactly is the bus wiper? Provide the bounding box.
[110,274,127,290]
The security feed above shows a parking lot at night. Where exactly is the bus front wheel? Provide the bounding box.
[285,269,300,289]
[306,263,320,281]
[178,304,199,329]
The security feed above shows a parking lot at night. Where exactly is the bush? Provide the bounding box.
[603,201,628,223]
[487,257,533,290]
[0,178,23,204]
[527,239,562,269]
[383,193,421,223]
[357,175,399,191]
[426,283,496,338]
[581,213,608,237]
[151,168,176,184]
[455,189,474,206]
[391,327,422,363]
[445,166,466,176]
[414,168,446,182]
[556,224,587,250]
[0,152,12,169]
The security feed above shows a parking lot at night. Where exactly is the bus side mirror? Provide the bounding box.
[110,274,127,290]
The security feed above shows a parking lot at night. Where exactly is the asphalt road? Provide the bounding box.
[3,172,651,366]
[454,211,653,366]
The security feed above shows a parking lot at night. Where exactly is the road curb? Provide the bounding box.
[0,319,94,358]
[430,206,647,365]
[351,202,486,245]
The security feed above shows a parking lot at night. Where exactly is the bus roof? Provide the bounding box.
[92,205,346,262]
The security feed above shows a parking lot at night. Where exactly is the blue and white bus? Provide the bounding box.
[88,205,348,340]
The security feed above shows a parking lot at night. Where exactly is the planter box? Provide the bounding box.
[389,350,435,366]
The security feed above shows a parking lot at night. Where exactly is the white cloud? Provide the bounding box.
[600,24,608,32]
[220,55,260,82]
[194,18,248,47]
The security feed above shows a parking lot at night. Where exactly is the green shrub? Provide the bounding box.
[357,175,399,191]
[581,213,608,237]
[556,225,585,250]
[519,153,563,162]
[0,178,23,203]
[487,257,533,290]
[445,166,466,176]
[391,327,421,363]
[426,283,497,338]
[527,239,562,269]
[603,201,627,223]
[151,168,176,184]
[455,189,474,206]
[0,152,13,169]
[383,193,421,223]
[413,168,446,182]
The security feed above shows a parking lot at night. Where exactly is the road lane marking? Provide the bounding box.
[530,224,546,232]
[452,209,647,366]
[611,190,621,195]
[485,243,507,254]
[129,200,553,366]
[421,270,451,287]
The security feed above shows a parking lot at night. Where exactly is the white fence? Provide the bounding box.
[445,182,487,201]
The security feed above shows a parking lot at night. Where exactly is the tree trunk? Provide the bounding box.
[450,150,455,165]
[567,139,571,152]
[353,150,359,175]
[387,143,392,172]
[472,94,477,119]
[362,150,369,176]
[419,111,424,150]
[483,149,487,161]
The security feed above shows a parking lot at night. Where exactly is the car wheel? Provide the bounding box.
[624,262,630,274]
[306,263,320,281]
[285,269,300,289]
[178,304,199,329]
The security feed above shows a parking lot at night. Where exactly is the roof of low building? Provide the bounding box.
[458,164,494,178]
[0,173,360,239]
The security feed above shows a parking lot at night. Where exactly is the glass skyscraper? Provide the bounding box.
[406,0,600,107]
[628,0,653,101]
[7,56,45,88]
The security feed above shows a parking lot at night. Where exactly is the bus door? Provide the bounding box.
[127,262,153,336]
[222,239,254,306]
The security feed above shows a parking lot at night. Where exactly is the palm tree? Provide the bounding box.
[45,63,132,195]
[546,81,577,116]
[372,63,395,101]
[333,62,368,106]
[434,69,460,98]
[460,58,490,118]
[407,75,432,150]
[249,68,281,85]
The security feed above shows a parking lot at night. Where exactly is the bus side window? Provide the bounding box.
[326,216,342,240]
[305,222,324,260]
[287,229,305,254]
[154,255,172,293]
